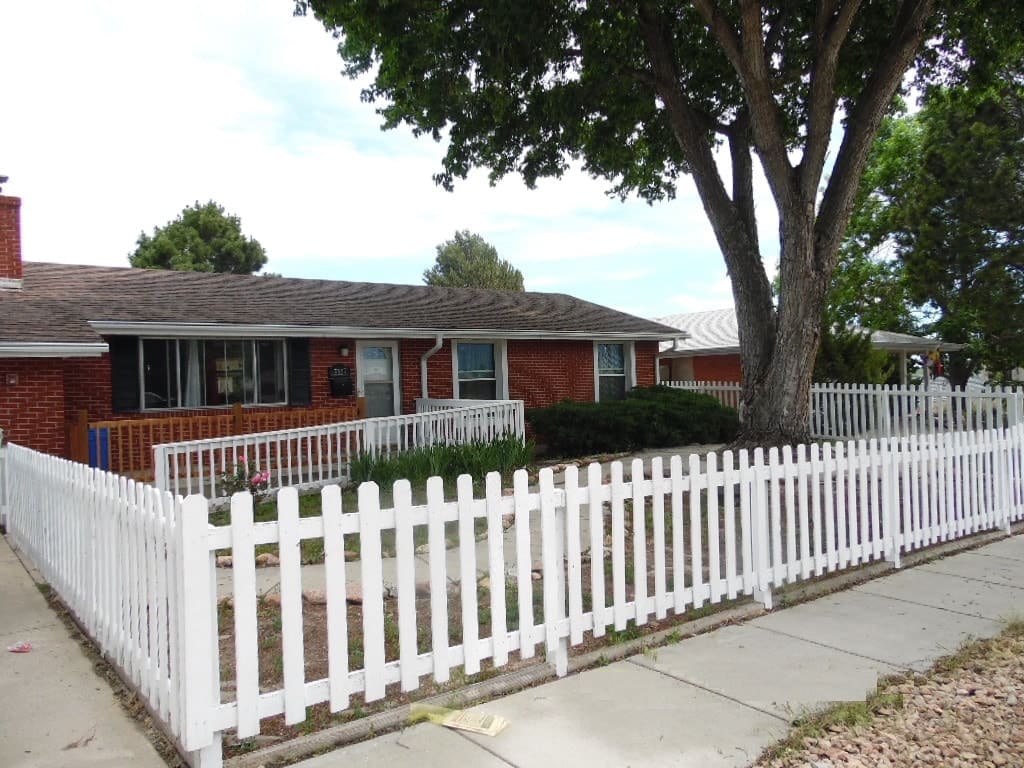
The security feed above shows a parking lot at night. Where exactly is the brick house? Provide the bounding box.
[0,194,681,458]
[656,307,960,386]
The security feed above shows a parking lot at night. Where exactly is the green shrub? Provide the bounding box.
[349,435,534,487]
[527,385,738,457]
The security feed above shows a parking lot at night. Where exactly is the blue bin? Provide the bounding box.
[87,427,110,470]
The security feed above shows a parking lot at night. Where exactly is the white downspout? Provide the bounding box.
[421,335,444,399]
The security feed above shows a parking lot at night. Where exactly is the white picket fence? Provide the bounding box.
[153,399,525,500]
[0,443,208,761]
[665,380,1022,440]
[3,424,1023,767]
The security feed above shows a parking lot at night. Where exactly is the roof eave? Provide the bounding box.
[88,321,678,342]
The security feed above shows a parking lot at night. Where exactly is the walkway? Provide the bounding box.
[0,534,168,768]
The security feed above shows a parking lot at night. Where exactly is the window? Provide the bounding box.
[140,338,287,409]
[595,342,633,401]
[455,342,507,400]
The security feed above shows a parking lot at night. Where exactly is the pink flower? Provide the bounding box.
[250,473,262,485]
[237,453,248,464]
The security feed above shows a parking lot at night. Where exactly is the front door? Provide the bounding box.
[358,342,400,418]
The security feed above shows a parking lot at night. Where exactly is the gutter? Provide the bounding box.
[421,334,444,398]
[0,342,109,358]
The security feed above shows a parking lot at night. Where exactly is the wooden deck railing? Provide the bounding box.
[67,403,360,480]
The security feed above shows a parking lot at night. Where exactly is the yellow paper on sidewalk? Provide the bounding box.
[409,703,509,736]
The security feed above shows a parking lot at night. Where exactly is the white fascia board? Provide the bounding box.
[88,321,679,342]
[0,342,108,358]
[658,346,739,358]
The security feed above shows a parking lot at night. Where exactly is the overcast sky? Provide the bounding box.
[0,0,783,320]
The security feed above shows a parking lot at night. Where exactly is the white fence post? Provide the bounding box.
[177,494,222,765]
[750,448,773,610]
[540,468,569,676]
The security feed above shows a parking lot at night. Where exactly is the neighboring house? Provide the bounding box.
[656,308,960,386]
[0,194,681,457]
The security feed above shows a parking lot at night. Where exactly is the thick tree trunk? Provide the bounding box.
[734,204,830,446]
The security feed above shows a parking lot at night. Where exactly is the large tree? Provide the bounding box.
[130,200,268,275]
[835,77,1024,385]
[298,0,1020,443]
[424,230,525,290]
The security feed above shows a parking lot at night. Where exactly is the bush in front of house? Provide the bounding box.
[349,435,535,488]
[527,385,739,457]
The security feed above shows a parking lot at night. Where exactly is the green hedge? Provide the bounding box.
[527,386,738,456]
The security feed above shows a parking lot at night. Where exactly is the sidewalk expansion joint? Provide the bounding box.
[743,624,909,673]
[453,730,520,767]
[624,657,792,725]
[914,566,1024,591]
[852,585,1015,621]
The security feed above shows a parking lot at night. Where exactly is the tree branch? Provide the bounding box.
[815,0,935,268]
[799,0,864,199]
[693,0,796,210]
[635,0,766,284]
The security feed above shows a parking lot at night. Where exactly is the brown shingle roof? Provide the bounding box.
[0,262,680,347]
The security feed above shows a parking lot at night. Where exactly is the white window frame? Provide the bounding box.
[452,340,509,400]
[137,337,289,411]
[355,340,402,417]
[593,341,635,402]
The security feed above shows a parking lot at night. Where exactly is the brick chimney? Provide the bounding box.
[0,192,23,290]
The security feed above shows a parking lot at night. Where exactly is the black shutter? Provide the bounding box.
[110,336,140,413]
[288,338,312,406]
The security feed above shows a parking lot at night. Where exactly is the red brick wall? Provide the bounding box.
[64,355,113,420]
[507,340,595,409]
[635,341,658,388]
[399,339,454,414]
[0,195,22,283]
[309,337,358,409]
[692,353,743,382]
[0,358,66,454]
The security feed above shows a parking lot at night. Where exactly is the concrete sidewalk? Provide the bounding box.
[286,533,1024,768]
[0,534,167,768]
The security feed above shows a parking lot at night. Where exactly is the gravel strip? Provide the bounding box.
[755,626,1024,768]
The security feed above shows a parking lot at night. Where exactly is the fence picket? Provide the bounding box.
[651,457,669,617]
[278,487,307,723]
[457,475,481,676]
[610,462,628,630]
[631,459,649,624]
[588,462,609,635]
[485,472,508,666]
[512,470,535,658]
[321,485,350,712]
[230,492,260,738]
[393,479,419,693]
[565,466,585,645]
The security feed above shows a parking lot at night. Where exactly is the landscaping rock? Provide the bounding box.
[261,593,282,607]
[216,555,233,568]
[303,589,328,605]
[478,576,491,590]
[344,549,359,562]
[346,583,363,605]
[414,544,430,555]
[255,552,280,567]
[531,570,542,581]
[415,581,432,598]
